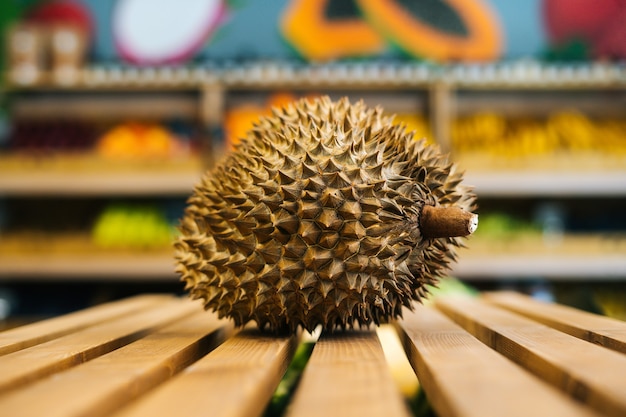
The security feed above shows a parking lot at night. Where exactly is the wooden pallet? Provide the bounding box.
[0,292,625,417]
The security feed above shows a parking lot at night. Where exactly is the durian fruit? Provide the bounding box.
[175,96,477,333]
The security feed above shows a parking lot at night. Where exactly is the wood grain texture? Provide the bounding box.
[0,311,229,417]
[398,304,600,417]
[285,330,411,417]
[0,295,171,356]
[484,291,626,354]
[0,298,202,393]
[112,328,298,417]
[437,296,626,417]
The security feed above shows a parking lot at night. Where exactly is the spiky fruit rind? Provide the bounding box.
[175,96,475,332]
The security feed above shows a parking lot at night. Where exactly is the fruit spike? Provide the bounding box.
[175,96,477,333]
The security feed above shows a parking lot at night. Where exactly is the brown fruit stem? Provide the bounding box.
[420,205,478,238]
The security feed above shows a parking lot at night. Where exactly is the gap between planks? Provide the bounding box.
[111,328,299,417]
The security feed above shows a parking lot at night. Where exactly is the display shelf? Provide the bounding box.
[455,234,626,279]
[10,92,201,121]
[0,231,177,281]
[0,164,202,196]
[3,61,625,282]
[3,251,623,282]
[465,170,626,197]
[5,62,625,91]
[0,253,177,281]
[2,235,624,281]
[453,254,626,280]
[454,89,626,118]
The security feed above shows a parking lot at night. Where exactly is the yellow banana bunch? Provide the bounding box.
[451,110,626,160]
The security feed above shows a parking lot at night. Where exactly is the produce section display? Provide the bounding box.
[0,199,182,256]
[92,202,178,250]
[3,119,195,160]
[225,93,432,149]
[451,111,626,170]
[96,122,192,160]
[1,63,625,286]
[224,93,302,149]
[4,120,97,153]
[471,201,626,253]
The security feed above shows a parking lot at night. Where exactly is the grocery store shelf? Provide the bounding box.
[6,62,625,91]
[3,162,625,198]
[466,171,626,197]
[2,251,624,282]
[453,254,626,280]
[0,253,178,281]
[0,169,202,196]
[10,93,200,121]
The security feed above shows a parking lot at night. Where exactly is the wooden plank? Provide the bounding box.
[286,330,411,417]
[0,298,201,393]
[112,328,298,417]
[11,94,199,121]
[484,291,626,354]
[0,295,171,356]
[398,304,600,417]
[437,297,626,417]
[0,311,230,417]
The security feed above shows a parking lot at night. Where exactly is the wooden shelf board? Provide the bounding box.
[453,254,626,280]
[3,158,625,197]
[0,169,202,196]
[5,62,625,91]
[1,251,624,281]
[465,171,626,197]
[10,94,201,121]
[0,253,179,281]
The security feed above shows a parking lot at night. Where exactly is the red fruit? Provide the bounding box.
[543,0,623,44]
[593,7,626,59]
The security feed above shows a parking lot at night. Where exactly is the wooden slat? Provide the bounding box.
[0,311,230,417]
[0,295,171,356]
[112,328,298,417]
[0,170,199,197]
[398,304,600,417]
[437,297,626,417]
[11,94,199,121]
[286,330,411,417]
[0,298,201,393]
[484,291,626,354]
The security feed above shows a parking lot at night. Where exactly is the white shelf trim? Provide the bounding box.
[466,171,626,197]
[453,254,626,280]
[0,170,201,196]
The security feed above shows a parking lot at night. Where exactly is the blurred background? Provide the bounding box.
[0,0,625,327]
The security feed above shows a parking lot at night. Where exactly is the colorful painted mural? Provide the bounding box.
[1,0,625,69]
[280,0,502,62]
[543,0,626,60]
